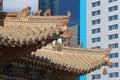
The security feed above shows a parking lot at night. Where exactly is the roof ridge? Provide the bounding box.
[40,45,111,55]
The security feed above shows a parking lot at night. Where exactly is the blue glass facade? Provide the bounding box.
[59,0,80,26]
[38,0,59,15]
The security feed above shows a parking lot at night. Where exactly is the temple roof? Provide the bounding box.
[0,11,112,76]
[0,24,66,47]
[16,45,111,75]
[0,16,69,47]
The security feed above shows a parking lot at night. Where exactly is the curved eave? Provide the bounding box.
[15,45,111,75]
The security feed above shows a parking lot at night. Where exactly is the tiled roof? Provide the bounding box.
[16,45,111,75]
[0,13,111,75]
[0,16,69,47]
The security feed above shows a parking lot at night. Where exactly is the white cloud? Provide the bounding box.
[3,0,38,12]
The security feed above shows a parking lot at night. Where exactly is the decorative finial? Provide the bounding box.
[44,9,51,16]
[78,43,83,48]
[21,6,31,17]
[109,44,113,50]
[63,29,72,38]
[66,11,71,17]
[106,61,114,66]
[102,68,108,75]
[63,41,69,46]
[93,46,99,49]
[33,9,42,16]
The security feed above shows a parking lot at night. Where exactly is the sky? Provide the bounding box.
[60,0,80,25]
[3,0,38,12]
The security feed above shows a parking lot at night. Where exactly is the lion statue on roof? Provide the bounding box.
[44,9,51,16]
[20,6,31,17]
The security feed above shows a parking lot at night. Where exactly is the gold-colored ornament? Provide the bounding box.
[102,68,107,75]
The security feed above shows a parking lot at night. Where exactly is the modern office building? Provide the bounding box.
[67,25,79,48]
[87,0,120,80]
[38,0,59,15]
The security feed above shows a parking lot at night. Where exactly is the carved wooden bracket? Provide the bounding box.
[92,46,100,49]
[102,68,108,75]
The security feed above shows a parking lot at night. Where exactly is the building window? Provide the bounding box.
[108,6,118,12]
[109,72,119,78]
[97,67,101,70]
[108,15,118,21]
[92,28,101,34]
[92,10,101,16]
[109,0,117,3]
[92,37,101,43]
[110,52,118,59]
[109,62,119,68]
[92,74,101,79]
[108,24,118,30]
[108,34,118,40]
[109,43,118,48]
[92,1,100,7]
[92,19,101,25]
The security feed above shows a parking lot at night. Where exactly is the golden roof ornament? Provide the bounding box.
[44,9,51,16]
[33,9,42,16]
[78,43,83,48]
[20,6,31,17]
[102,68,108,75]
[106,61,114,66]
[92,46,99,49]
[109,44,113,50]
[66,11,71,17]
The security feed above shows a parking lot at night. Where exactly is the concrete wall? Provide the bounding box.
[87,0,120,80]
